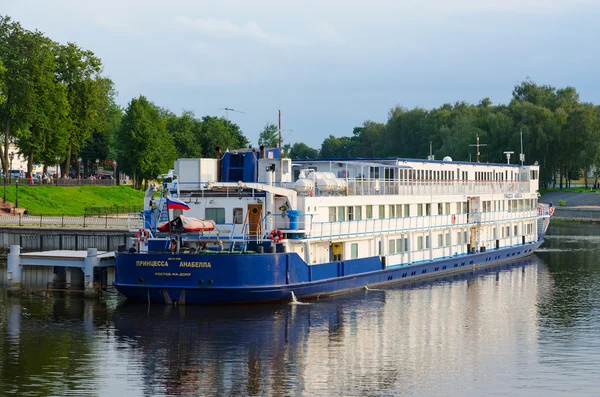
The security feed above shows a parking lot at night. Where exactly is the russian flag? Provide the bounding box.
[166,196,190,211]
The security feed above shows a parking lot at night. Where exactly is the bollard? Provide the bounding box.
[83,248,98,298]
[7,245,22,293]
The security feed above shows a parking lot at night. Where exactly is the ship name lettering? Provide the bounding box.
[136,260,169,267]
[179,261,212,268]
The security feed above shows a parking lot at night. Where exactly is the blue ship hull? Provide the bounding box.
[114,240,543,304]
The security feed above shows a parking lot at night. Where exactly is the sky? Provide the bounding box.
[4,0,600,149]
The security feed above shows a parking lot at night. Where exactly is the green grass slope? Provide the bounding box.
[1,185,145,216]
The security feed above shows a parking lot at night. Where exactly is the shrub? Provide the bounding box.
[558,199,566,206]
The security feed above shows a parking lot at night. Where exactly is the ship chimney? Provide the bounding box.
[259,145,266,159]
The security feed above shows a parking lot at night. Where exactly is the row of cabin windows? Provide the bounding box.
[328,198,538,222]
[206,199,539,225]
[349,166,537,182]
[205,208,246,224]
[382,222,535,255]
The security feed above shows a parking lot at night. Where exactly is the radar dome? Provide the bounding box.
[442,156,453,162]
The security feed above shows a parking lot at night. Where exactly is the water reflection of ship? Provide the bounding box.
[112,256,544,396]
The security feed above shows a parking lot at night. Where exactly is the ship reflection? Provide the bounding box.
[112,256,544,397]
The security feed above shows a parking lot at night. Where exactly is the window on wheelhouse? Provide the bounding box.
[233,208,243,224]
[206,208,225,224]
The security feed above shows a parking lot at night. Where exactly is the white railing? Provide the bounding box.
[304,210,540,241]
[0,213,141,229]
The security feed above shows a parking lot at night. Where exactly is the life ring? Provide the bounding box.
[269,228,283,243]
[549,207,555,216]
[136,228,150,242]
[451,215,457,224]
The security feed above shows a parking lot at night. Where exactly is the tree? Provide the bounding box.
[15,34,70,175]
[258,123,278,147]
[0,16,48,174]
[289,142,319,159]
[116,95,176,189]
[166,110,203,158]
[55,42,114,175]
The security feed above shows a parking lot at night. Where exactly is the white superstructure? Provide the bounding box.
[147,156,547,269]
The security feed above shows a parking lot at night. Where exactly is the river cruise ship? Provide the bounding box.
[114,148,551,304]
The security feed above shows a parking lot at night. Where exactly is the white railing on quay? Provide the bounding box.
[0,213,140,229]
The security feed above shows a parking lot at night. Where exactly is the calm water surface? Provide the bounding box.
[1,222,600,396]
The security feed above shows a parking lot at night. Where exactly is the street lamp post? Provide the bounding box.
[55,155,60,185]
[15,178,18,210]
[8,152,14,184]
[78,157,82,179]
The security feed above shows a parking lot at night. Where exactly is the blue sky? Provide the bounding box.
[4,0,600,148]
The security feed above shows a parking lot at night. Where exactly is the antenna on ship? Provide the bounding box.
[427,141,434,160]
[278,108,283,184]
[519,128,525,166]
[469,135,487,163]
[504,151,514,164]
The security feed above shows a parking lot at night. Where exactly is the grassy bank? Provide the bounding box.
[2,185,145,216]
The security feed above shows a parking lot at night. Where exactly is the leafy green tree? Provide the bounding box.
[0,16,48,173]
[116,95,176,188]
[289,142,319,159]
[15,34,70,175]
[197,116,248,157]
[55,42,114,174]
[166,110,203,158]
[258,123,278,147]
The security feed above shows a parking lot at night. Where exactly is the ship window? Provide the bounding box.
[329,207,336,222]
[347,206,354,221]
[351,243,359,259]
[506,226,510,237]
[233,208,243,224]
[355,206,362,221]
[514,225,518,236]
[379,205,385,218]
[437,234,443,247]
[456,232,462,244]
[366,205,373,218]
[338,207,346,221]
[425,235,430,249]
[206,208,225,224]
[426,204,431,216]
[446,202,450,214]
[389,239,396,254]
[417,236,423,250]
[417,204,423,216]
[396,239,403,253]
[396,204,402,217]
[389,205,396,218]
[445,233,450,246]
[438,203,443,215]
[404,204,410,217]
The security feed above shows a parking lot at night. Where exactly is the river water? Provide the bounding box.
[1,222,599,396]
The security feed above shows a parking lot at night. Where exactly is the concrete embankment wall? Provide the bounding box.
[553,207,600,221]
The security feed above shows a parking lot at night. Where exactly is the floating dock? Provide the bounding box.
[6,245,115,297]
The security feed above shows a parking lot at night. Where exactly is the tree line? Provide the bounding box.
[306,81,600,189]
[0,16,247,188]
[3,15,598,190]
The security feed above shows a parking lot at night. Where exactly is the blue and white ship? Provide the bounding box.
[114,147,552,304]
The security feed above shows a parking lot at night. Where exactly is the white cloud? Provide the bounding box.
[175,16,295,46]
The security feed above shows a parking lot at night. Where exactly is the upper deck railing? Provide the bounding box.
[344,179,531,196]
